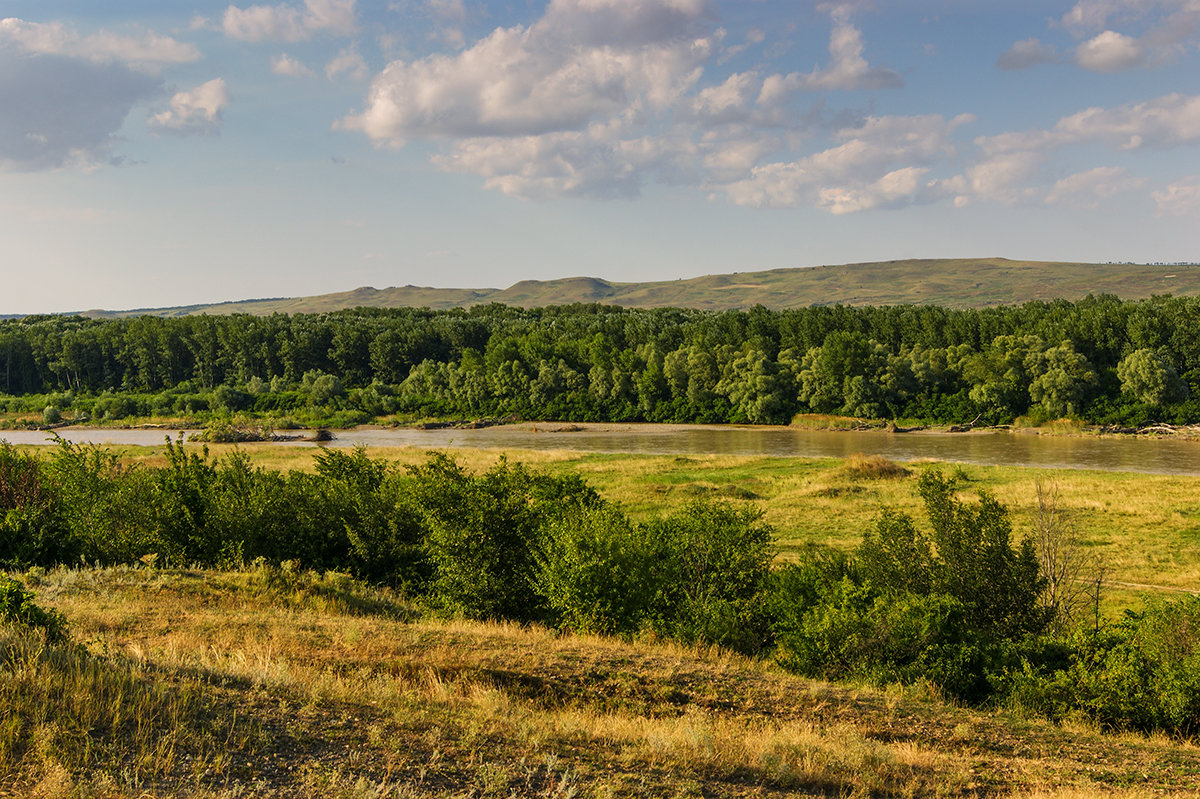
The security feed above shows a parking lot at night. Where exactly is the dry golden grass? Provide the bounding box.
[840,453,913,480]
[3,565,1199,797]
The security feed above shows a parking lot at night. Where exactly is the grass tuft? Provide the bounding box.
[841,453,912,480]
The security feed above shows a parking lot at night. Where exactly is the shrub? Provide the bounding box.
[1011,598,1200,735]
[861,469,1047,640]
[0,444,69,567]
[42,405,61,425]
[414,454,598,622]
[313,448,428,588]
[0,577,68,642]
[536,504,660,636]
[648,499,775,654]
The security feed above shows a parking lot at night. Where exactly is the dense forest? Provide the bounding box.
[2,295,1199,426]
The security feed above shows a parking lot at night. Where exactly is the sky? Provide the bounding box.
[2,0,1200,314]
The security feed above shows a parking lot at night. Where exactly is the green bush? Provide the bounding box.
[313,448,428,588]
[0,577,68,642]
[414,454,598,622]
[770,469,1047,702]
[1009,599,1200,735]
[536,504,661,636]
[860,469,1047,640]
[0,444,70,568]
[648,499,775,655]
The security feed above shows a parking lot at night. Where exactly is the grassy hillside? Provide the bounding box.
[6,565,1200,797]
[79,257,1200,317]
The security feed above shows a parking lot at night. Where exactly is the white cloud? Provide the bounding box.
[957,95,1200,205]
[997,37,1058,70]
[691,71,761,121]
[800,8,902,91]
[1153,175,1200,215]
[271,53,314,76]
[818,167,933,214]
[1044,166,1146,206]
[0,18,199,70]
[719,113,972,209]
[979,93,1200,156]
[149,79,229,136]
[326,46,368,79]
[1056,1,1200,69]
[222,0,357,42]
[1074,30,1144,72]
[342,0,712,143]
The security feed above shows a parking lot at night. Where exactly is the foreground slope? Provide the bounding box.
[5,566,1200,797]
[78,257,1200,317]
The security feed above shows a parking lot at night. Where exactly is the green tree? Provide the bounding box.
[1117,348,1189,405]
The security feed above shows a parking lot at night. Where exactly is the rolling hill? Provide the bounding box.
[79,257,1200,317]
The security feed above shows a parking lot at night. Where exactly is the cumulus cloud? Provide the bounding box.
[818,167,935,214]
[800,7,902,91]
[997,38,1058,70]
[326,46,368,80]
[342,0,712,143]
[1074,30,1144,71]
[0,17,199,70]
[271,53,314,76]
[1044,166,1146,206]
[980,93,1200,156]
[719,113,973,209]
[222,0,357,42]
[1056,1,1200,70]
[1153,175,1200,215]
[149,79,229,136]
[0,48,159,171]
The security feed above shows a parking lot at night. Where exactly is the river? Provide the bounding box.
[3,423,1200,476]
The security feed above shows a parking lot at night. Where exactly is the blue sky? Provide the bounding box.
[2,0,1199,313]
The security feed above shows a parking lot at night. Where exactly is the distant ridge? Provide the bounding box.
[73,257,1200,318]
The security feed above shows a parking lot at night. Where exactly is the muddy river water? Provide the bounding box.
[3,424,1200,476]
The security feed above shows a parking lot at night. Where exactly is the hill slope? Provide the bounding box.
[80,257,1200,317]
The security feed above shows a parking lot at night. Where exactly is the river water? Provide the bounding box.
[3,424,1200,476]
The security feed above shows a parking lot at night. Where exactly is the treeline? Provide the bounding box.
[3,296,1200,425]
[3,441,1200,736]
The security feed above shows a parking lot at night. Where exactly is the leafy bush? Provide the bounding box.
[536,504,661,636]
[413,454,599,622]
[0,443,68,568]
[313,448,427,588]
[648,500,775,654]
[0,577,67,642]
[860,469,1047,640]
[771,469,1047,702]
[1009,598,1200,735]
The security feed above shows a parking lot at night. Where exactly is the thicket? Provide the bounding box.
[3,440,1200,736]
[5,296,1200,426]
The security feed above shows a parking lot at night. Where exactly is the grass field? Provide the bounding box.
[56,440,1200,616]
[7,565,1200,797]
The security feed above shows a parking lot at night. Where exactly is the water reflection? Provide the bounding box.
[2,425,1199,476]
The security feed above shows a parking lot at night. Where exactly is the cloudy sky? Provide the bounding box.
[3,0,1199,313]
